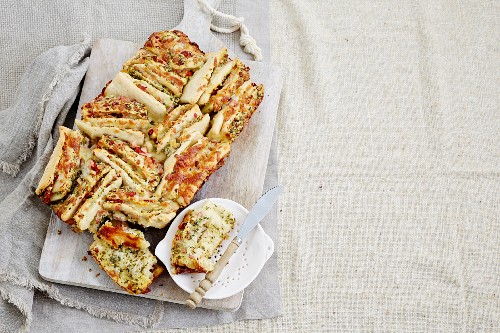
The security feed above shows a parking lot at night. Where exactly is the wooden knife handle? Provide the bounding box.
[186,237,240,309]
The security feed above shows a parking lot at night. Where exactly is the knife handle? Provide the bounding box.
[186,237,241,309]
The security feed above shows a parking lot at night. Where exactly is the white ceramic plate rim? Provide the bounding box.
[155,198,274,299]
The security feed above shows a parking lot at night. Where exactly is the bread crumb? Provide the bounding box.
[82,256,87,261]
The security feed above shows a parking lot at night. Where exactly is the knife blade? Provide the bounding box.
[236,185,283,242]
[186,185,283,309]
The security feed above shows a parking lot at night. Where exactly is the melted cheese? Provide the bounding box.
[54,162,110,222]
[207,81,264,142]
[85,118,149,131]
[36,127,83,203]
[143,30,206,73]
[171,200,235,273]
[95,136,161,192]
[97,221,150,250]
[93,148,149,197]
[90,223,161,294]
[162,138,231,206]
[154,131,203,198]
[156,104,205,155]
[81,96,148,120]
[131,77,174,108]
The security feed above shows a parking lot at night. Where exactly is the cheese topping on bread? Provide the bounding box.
[207,82,265,142]
[160,138,231,206]
[81,95,148,120]
[201,59,250,114]
[90,221,163,294]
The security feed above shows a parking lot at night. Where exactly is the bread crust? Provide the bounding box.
[35,126,70,195]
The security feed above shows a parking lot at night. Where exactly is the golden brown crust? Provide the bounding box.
[144,30,205,76]
[201,59,250,114]
[90,222,162,294]
[36,127,83,204]
[97,221,149,250]
[162,138,231,206]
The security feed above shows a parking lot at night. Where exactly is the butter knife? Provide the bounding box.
[186,185,283,309]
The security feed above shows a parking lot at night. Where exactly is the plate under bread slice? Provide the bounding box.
[90,221,164,294]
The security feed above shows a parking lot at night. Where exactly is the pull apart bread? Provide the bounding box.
[35,29,264,294]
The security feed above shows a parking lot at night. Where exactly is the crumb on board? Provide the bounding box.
[57,230,62,235]
[159,284,163,287]
[82,256,87,261]
[89,269,92,272]
[87,250,91,255]
[96,273,100,277]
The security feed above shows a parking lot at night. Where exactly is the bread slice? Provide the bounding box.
[171,200,235,274]
[104,72,167,122]
[160,138,231,207]
[103,189,179,228]
[180,49,228,104]
[93,136,162,194]
[36,126,83,203]
[90,221,163,294]
[51,161,111,223]
[72,169,122,231]
[201,59,250,114]
[143,30,205,76]
[207,81,265,142]
[75,119,145,146]
[81,95,148,120]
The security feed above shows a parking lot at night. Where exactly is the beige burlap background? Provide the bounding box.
[1,0,498,332]
[163,1,498,331]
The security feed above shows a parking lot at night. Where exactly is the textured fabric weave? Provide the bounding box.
[1,0,499,332]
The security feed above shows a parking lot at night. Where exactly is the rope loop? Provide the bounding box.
[197,0,263,61]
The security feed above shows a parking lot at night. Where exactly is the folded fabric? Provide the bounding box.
[0,40,91,331]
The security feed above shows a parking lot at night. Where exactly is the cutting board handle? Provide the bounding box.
[175,0,226,52]
[178,0,221,33]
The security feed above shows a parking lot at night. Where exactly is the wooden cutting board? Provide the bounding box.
[38,0,282,311]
